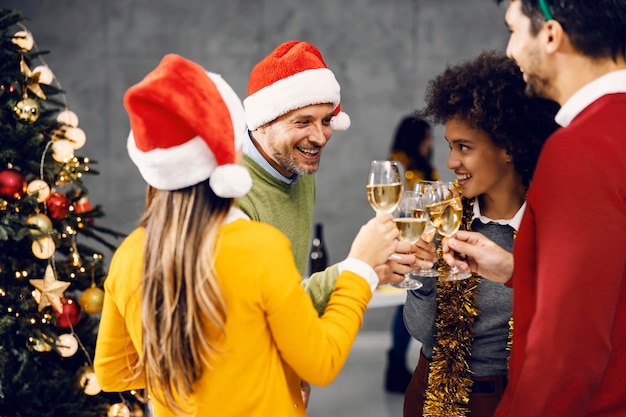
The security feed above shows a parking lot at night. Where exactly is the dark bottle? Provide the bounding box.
[308,223,328,276]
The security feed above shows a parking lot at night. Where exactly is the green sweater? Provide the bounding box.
[238,155,338,314]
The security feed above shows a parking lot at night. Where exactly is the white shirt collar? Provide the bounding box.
[224,207,249,224]
[472,199,526,231]
[555,69,626,127]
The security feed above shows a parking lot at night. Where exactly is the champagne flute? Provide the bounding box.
[426,181,471,281]
[390,191,425,290]
[367,160,404,214]
[410,181,442,278]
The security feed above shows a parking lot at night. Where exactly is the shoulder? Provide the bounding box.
[106,228,145,292]
[222,219,291,251]
[112,228,145,260]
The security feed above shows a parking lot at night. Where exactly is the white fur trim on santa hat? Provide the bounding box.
[207,72,247,151]
[330,111,350,131]
[127,131,216,191]
[244,68,341,130]
[209,164,252,198]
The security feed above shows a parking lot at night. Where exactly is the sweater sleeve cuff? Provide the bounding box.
[338,258,378,293]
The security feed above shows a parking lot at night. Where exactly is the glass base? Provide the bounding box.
[391,275,423,290]
[438,267,472,281]
[411,268,439,278]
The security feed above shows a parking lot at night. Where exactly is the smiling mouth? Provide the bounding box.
[456,173,472,185]
[297,146,320,158]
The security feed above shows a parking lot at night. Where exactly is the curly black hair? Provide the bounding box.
[419,50,560,188]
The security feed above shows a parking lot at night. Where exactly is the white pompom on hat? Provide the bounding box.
[125,54,252,197]
[243,40,350,131]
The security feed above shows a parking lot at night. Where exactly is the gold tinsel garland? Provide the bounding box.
[423,193,516,416]
[423,196,479,417]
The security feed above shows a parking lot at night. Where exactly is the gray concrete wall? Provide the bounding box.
[6,1,508,318]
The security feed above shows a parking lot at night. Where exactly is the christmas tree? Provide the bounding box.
[0,9,145,417]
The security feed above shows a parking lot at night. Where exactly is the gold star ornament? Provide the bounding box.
[30,265,70,313]
[20,57,47,100]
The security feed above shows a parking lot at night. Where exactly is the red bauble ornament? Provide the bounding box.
[0,169,27,200]
[54,297,82,328]
[46,192,70,219]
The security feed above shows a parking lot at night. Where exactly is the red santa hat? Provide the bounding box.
[243,40,350,131]
[125,54,251,197]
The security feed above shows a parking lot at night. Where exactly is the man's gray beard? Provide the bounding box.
[273,152,318,176]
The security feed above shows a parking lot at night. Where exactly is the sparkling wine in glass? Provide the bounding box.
[410,181,442,278]
[426,181,471,281]
[391,191,425,290]
[367,160,403,214]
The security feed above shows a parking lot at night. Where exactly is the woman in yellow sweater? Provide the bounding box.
[93,54,398,417]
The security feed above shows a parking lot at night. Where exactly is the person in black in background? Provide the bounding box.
[384,115,439,393]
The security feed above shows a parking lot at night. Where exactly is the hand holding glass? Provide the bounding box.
[390,191,424,290]
[426,181,471,280]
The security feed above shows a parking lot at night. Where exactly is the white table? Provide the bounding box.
[368,286,407,308]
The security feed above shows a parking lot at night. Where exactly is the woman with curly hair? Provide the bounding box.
[402,51,559,417]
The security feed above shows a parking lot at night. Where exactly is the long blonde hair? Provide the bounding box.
[138,180,230,413]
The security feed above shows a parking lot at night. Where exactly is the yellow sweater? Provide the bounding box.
[94,218,371,417]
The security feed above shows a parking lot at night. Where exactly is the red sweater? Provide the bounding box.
[496,93,626,417]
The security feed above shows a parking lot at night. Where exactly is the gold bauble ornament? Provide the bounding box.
[27,179,51,202]
[52,139,75,163]
[32,235,56,259]
[26,213,53,233]
[79,369,102,396]
[130,404,145,417]
[12,30,34,51]
[64,127,86,149]
[31,65,54,85]
[27,335,53,352]
[79,285,105,314]
[108,403,131,417]
[56,333,79,357]
[13,97,40,124]
[56,109,79,127]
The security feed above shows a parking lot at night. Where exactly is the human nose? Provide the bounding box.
[309,123,331,146]
[447,150,460,170]
[505,38,515,60]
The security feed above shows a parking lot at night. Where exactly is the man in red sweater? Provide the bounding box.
[442,0,626,415]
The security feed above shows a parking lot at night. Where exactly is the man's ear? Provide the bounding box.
[543,19,565,54]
